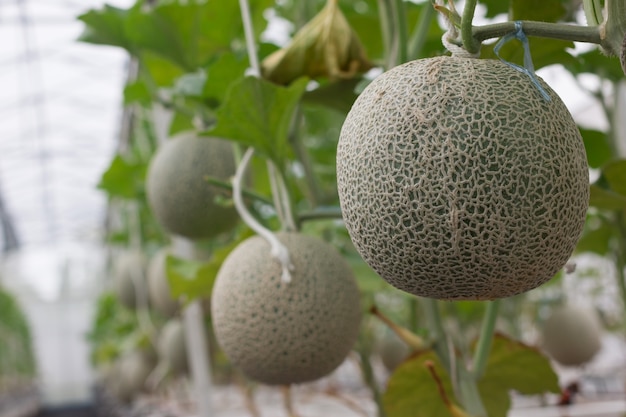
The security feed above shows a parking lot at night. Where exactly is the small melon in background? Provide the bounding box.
[113,251,148,310]
[211,232,362,385]
[147,248,180,317]
[541,305,602,367]
[146,134,239,240]
[157,318,188,376]
[377,329,410,373]
[107,349,155,403]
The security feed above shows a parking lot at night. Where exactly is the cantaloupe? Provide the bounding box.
[147,248,180,317]
[211,232,362,385]
[377,329,410,372]
[113,251,148,310]
[336,56,589,300]
[108,350,155,403]
[157,318,188,375]
[146,134,239,240]
[541,305,602,366]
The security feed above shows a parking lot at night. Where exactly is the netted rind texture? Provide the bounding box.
[541,306,602,366]
[146,134,239,240]
[157,319,188,375]
[211,233,362,385]
[337,57,589,300]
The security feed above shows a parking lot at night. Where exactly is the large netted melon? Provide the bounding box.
[147,248,180,317]
[336,56,589,300]
[541,305,602,367]
[211,232,362,385]
[146,134,239,240]
[108,350,155,403]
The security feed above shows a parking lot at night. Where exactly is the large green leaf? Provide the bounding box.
[603,159,626,196]
[123,80,152,106]
[124,0,272,71]
[207,76,309,166]
[589,184,626,210]
[383,350,461,417]
[202,53,250,104]
[97,155,146,199]
[77,5,134,50]
[478,334,560,417]
[581,128,613,168]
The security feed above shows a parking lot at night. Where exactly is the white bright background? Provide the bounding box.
[0,0,623,407]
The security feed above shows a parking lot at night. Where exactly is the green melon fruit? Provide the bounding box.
[146,134,239,240]
[377,329,410,372]
[109,350,155,403]
[114,251,148,310]
[336,56,589,300]
[147,248,180,317]
[541,305,602,367]
[157,318,188,375]
[211,232,362,385]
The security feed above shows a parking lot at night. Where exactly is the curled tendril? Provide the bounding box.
[494,21,551,102]
[232,147,295,283]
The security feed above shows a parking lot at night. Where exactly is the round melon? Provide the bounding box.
[146,134,239,240]
[211,232,362,385]
[147,248,180,317]
[157,318,188,375]
[114,251,148,310]
[109,350,154,403]
[377,330,410,372]
[336,56,589,300]
[541,305,602,366]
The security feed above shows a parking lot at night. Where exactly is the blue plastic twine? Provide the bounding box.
[494,21,551,102]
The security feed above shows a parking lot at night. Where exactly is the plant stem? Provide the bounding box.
[471,300,500,380]
[473,21,602,44]
[376,0,393,69]
[422,299,451,373]
[391,0,409,64]
[603,0,626,56]
[357,349,387,417]
[408,2,435,59]
[461,0,480,54]
[203,176,274,206]
[582,0,603,26]
[297,206,343,224]
[613,213,626,322]
[457,367,488,417]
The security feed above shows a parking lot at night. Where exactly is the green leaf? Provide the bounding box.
[302,78,360,113]
[123,80,152,106]
[603,159,626,196]
[580,128,612,168]
[481,0,510,18]
[97,154,145,199]
[141,51,186,87]
[202,53,249,104]
[207,76,309,165]
[478,334,560,417]
[174,70,207,97]
[511,0,566,21]
[383,350,460,417]
[77,5,133,50]
[575,217,613,255]
[123,0,272,71]
[165,237,245,301]
[589,184,626,210]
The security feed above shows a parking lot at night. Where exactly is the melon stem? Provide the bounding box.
[233,148,295,283]
[471,300,500,380]
[461,0,480,54]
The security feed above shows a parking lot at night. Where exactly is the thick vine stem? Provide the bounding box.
[603,0,626,58]
[233,148,295,283]
[461,0,480,54]
[473,21,602,44]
